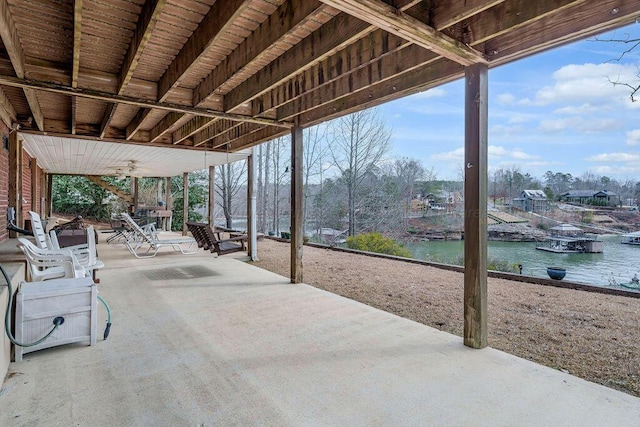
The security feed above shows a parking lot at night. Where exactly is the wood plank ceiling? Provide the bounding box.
[0,0,639,158]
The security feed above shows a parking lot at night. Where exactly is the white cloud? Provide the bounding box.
[431,147,464,162]
[538,117,619,134]
[488,145,540,160]
[626,129,640,146]
[553,103,603,115]
[412,87,447,99]
[523,62,639,107]
[586,152,640,162]
[497,93,515,106]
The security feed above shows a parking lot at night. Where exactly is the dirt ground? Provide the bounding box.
[254,239,640,397]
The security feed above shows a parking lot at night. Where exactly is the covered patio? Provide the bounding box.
[1,1,640,422]
[1,236,639,424]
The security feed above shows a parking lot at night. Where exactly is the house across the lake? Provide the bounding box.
[512,190,549,213]
[559,190,620,207]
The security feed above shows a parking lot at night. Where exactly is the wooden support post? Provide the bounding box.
[208,165,215,225]
[464,63,488,349]
[290,125,303,283]
[156,179,162,205]
[30,158,37,212]
[40,169,47,216]
[46,174,53,218]
[8,131,20,237]
[165,176,172,230]
[247,151,257,260]
[134,178,140,214]
[249,149,258,261]
[182,172,189,236]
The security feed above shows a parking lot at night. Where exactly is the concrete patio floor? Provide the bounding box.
[1,231,639,426]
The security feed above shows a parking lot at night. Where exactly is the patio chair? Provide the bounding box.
[186,222,247,256]
[17,238,86,281]
[120,212,198,258]
[49,225,104,278]
[27,210,52,249]
[29,211,103,278]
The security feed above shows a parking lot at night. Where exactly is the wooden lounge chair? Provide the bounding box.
[121,212,198,258]
[186,222,247,256]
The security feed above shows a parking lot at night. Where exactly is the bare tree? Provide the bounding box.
[329,108,391,236]
[593,34,640,101]
[393,157,425,225]
[270,136,290,234]
[215,160,247,228]
[303,125,329,230]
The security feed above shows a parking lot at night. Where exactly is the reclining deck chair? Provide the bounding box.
[120,212,198,258]
[186,222,247,256]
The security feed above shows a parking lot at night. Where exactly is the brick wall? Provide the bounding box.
[22,151,32,221]
[0,122,8,242]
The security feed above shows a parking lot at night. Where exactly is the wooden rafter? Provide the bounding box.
[0,0,44,130]
[277,44,437,120]
[193,0,330,106]
[106,0,167,140]
[193,119,239,147]
[432,0,507,30]
[0,86,17,127]
[150,111,182,142]
[158,0,250,102]
[71,95,77,135]
[255,31,413,117]
[485,0,633,65]
[72,0,83,88]
[0,75,293,128]
[320,0,487,66]
[173,116,215,145]
[223,0,429,112]
[299,58,464,128]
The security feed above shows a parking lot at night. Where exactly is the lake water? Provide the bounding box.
[404,235,640,288]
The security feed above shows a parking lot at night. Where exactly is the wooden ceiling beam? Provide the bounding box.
[224,1,435,112]
[298,58,464,128]
[71,95,77,135]
[0,74,293,128]
[224,12,372,112]
[99,103,116,139]
[72,0,83,88]
[255,31,410,116]
[157,0,251,103]
[0,0,44,130]
[173,116,215,145]
[109,0,167,141]
[126,109,148,140]
[225,126,289,152]
[150,112,183,142]
[0,86,17,127]
[432,0,507,30]
[485,0,640,65]
[277,44,437,120]
[193,0,330,106]
[460,0,588,46]
[119,0,166,94]
[193,119,238,147]
[320,0,487,66]
[209,122,264,149]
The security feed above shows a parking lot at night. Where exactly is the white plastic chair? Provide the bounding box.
[17,238,86,282]
[49,225,104,277]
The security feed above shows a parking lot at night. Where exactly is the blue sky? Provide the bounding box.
[380,23,640,181]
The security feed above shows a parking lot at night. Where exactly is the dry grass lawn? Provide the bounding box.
[254,239,640,397]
